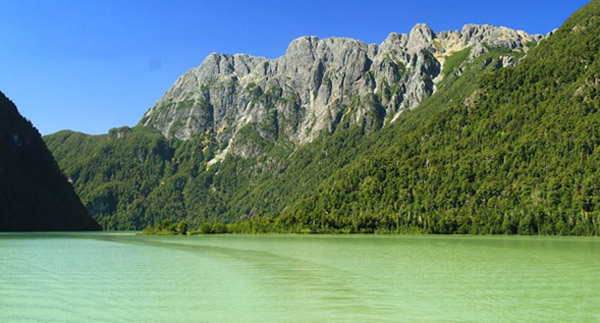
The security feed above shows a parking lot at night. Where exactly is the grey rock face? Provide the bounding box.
[141,24,541,159]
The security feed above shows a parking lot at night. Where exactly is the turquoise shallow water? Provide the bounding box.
[0,233,598,322]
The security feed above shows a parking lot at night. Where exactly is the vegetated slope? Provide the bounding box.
[44,118,369,229]
[279,0,600,235]
[0,92,100,231]
[45,24,541,231]
[45,127,175,229]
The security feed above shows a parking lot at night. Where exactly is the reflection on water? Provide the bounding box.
[1,233,599,322]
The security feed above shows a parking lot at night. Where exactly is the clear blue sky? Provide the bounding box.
[0,0,590,135]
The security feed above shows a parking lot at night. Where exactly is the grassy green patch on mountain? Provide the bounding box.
[442,47,471,77]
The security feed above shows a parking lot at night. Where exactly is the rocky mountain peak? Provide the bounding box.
[196,52,268,82]
[408,23,435,51]
[285,36,320,58]
[141,23,542,160]
[460,24,543,50]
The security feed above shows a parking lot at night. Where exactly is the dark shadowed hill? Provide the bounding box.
[0,92,100,231]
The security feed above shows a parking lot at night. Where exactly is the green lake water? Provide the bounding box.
[0,233,598,322]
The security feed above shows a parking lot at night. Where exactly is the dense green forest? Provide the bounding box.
[0,92,100,231]
[47,1,600,235]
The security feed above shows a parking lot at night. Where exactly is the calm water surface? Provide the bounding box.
[0,233,598,322]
